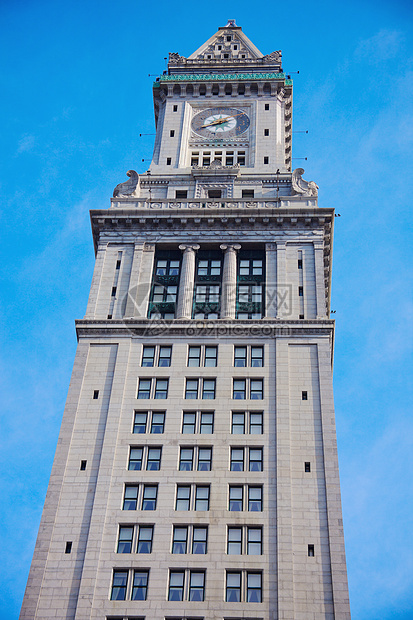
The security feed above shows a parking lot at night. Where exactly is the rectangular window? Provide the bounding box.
[172,526,188,554]
[168,570,205,602]
[137,525,153,553]
[155,258,180,276]
[231,411,245,434]
[237,152,246,166]
[197,258,221,276]
[129,447,143,471]
[204,346,217,367]
[249,448,263,471]
[233,379,246,399]
[142,485,157,510]
[111,570,128,600]
[132,570,149,600]
[226,572,241,602]
[251,346,264,367]
[154,379,168,399]
[305,461,311,472]
[123,485,139,510]
[231,411,263,434]
[247,527,262,555]
[242,189,254,198]
[117,526,133,553]
[176,190,187,199]
[195,486,210,511]
[133,411,148,433]
[158,346,172,366]
[234,346,247,367]
[169,571,184,601]
[142,346,155,366]
[202,379,216,399]
[264,156,269,164]
[111,287,116,297]
[228,527,242,554]
[182,411,196,433]
[188,345,217,367]
[200,411,214,434]
[264,128,269,136]
[167,157,171,165]
[179,447,194,471]
[299,286,304,296]
[182,410,214,434]
[198,447,212,471]
[308,544,315,557]
[173,104,178,111]
[265,103,270,110]
[250,412,263,434]
[298,258,303,269]
[250,379,263,400]
[208,189,222,198]
[302,391,308,400]
[248,486,263,511]
[189,571,205,601]
[247,572,262,602]
[129,446,162,471]
[150,411,165,433]
[229,486,243,511]
[192,526,208,554]
[230,448,244,471]
[176,485,191,511]
[147,447,162,470]
[188,346,201,367]
[170,129,175,137]
[137,379,151,399]
[185,379,199,399]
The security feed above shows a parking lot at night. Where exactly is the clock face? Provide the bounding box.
[191,107,250,138]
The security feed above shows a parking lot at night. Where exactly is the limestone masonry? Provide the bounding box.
[20,20,351,620]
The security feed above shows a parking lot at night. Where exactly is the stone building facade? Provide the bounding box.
[20,20,351,620]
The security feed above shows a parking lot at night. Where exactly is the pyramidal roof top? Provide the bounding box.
[168,20,282,74]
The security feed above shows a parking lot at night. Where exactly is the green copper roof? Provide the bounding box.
[154,72,292,85]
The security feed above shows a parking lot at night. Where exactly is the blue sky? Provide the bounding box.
[1,0,412,618]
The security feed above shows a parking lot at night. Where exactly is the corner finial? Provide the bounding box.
[225,19,237,27]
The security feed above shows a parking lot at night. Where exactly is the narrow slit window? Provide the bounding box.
[264,156,269,165]
[264,128,269,136]
[305,462,311,472]
[166,157,171,165]
[65,541,72,554]
[170,130,175,137]
[308,544,315,557]
[302,391,308,400]
[80,460,87,470]
[111,287,116,296]
[173,105,178,112]
[93,390,99,399]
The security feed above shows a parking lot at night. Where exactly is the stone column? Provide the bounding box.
[314,240,327,318]
[220,244,241,319]
[276,241,288,318]
[176,244,200,319]
[264,243,277,318]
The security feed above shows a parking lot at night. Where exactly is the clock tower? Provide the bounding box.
[20,21,351,620]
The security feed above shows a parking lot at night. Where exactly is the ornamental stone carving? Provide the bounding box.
[113,170,140,198]
[291,168,319,197]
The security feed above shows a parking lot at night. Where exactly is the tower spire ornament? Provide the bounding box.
[20,23,351,620]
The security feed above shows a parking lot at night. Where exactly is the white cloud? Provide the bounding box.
[16,133,35,155]
[355,30,405,63]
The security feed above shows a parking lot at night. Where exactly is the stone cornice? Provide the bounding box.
[75,318,335,341]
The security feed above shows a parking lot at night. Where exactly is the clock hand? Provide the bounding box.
[200,112,245,129]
